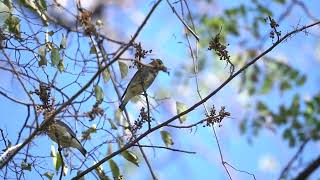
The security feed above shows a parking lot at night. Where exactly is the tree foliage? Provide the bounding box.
[0,0,319,180]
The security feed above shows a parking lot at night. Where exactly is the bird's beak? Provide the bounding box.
[160,66,169,75]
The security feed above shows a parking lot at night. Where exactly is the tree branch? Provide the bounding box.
[294,154,320,180]
[0,0,164,169]
[73,20,320,180]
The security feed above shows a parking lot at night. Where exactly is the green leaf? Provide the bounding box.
[81,124,97,140]
[118,61,128,79]
[121,150,139,166]
[176,101,188,123]
[161,130,174,147]
[63,166,68,176]
[60,35,67,49]
[280,80,291,91]
[290,94,300,116]
[239,119,247,134]
[38,0,47,10]
[51,47,60,67]
[2,0,12,9]
[38,45,47,66]
[21,161,32,171]
[20,0,48,26]
[289,70,298,80]
[275,0,286,4]
[257,5,272,16]
[108,143,112,155]
[109,159,120,179]
[57,60,64,72]
[94,85,104,102]
[5,15,21,38]
[108,118,117,130]
[292,119,301,129]
[114,109,122,124]
[296,75,306,86]
[95,164,110,180]
[256,101,269,116]
[90,45,96,54]
[51,145,61,172]
[43,172,54,180]
[261,75,273,94]
[96,19,104,27]
[103,69,111,83]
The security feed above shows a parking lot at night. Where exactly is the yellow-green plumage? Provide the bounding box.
[46,120,87,156]
[119,59,165,110]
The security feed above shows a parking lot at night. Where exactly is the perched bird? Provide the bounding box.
[45,119,87,157]
[119,59,167,111]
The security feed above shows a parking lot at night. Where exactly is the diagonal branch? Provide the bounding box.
[73,20,320,180]
[0,0,164,169]
[294,154,320,180]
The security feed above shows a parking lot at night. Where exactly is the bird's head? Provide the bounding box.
[150,59,169,74]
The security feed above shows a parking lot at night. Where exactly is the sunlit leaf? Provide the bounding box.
[81,124,97,140]
[114,109,122,124]
[2,0,12,9]
[57,59,64,72]
[161,130,174,147]
[103,69,111,83]
[176,101,188,123]
[118,61,128,79]
[96,19,104,27]
[5,15,20,38]
[121,150,139,166]
[38,0,47,10]
[38,46,47,66]
[43,172,54,180]
[108,118,117,130]
[63,165,68,176]
[51,145,61,172]
[108,143,112,155]
[21,161,31,171]
[95,164,110,180]
[20,0,48,26]
[94,85,104,102]
[51,47,60,67]
[109,159,120,179]
[60,35,67,49]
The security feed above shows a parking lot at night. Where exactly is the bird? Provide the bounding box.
[119,59,167,111]
[45,119,87,157]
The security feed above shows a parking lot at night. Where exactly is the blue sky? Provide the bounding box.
[1,0,320,179]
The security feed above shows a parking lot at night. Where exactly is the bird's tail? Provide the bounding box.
[119,98,128,111]
[78,146,87,157]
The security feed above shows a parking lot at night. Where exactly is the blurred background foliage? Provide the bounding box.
[0,0,320,179]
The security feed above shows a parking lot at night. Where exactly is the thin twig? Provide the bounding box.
[165,0,200,41]
[73,20,320,180]
[278,139,309,180]
[0,0,164,169]
[134,144,196,154]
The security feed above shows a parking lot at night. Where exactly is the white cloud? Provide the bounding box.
[258,154,279,173]
[204,73,220,87]
[237,91,250,106]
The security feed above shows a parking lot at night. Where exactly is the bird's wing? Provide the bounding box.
[121,68,143,100]
[55,120,79,141]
